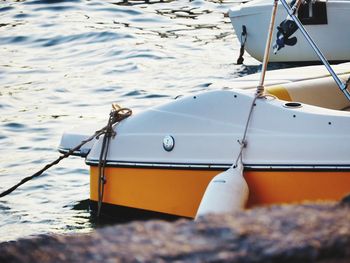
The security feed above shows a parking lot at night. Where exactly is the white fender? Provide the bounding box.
[195,161,249,219]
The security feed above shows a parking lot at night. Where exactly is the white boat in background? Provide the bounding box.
[229,0,350,63]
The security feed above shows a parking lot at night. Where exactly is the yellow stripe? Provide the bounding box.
[90,167,217,218]
[90,166,350,218]
[266,85,292,101]
[244,170,350,207]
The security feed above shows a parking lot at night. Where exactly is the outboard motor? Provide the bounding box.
[273,0,299,53]
[273,16,298,53]
[273,0,328,54]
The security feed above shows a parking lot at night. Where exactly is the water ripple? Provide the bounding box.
[104,63,138,74]
[36,31,132,47]
[24,0,82,5]
[94,7,142,15]
[0,6,14,12]
[112,0,175,6]
[143,93,170,99]
[0,36,29,45]
[0,203,11,211]
[122,90,147,97]
[13,13,33,19]
[3,122,27,130]
[34,5,79,11]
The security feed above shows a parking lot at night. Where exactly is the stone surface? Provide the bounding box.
[0,197,349,263]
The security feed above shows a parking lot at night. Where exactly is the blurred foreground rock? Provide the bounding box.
[1,196,349,263]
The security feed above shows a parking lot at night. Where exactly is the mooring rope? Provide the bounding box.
[233,0,279,168]
[233,94,262,168]
[0,105,132,200]
[96,104,132,217]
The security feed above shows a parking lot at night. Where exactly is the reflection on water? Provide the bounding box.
[0,0,264,242]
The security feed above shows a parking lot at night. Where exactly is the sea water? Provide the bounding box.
[0,0,264,242]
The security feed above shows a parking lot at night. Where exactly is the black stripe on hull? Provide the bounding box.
[85,160,350,172]
[89,200,191,222]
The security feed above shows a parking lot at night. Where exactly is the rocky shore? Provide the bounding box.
[1,196,349,262]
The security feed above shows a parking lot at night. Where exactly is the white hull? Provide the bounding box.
[60,63,350,167]
[229,0,350,62]
[86,90,350,168]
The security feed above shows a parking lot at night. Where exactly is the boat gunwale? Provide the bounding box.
[85,159,350,171]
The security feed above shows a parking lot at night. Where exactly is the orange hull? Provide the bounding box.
[90,166,350,218]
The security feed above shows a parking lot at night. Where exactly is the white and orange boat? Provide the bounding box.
[58,62,350,219]
[59,0,350,220]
